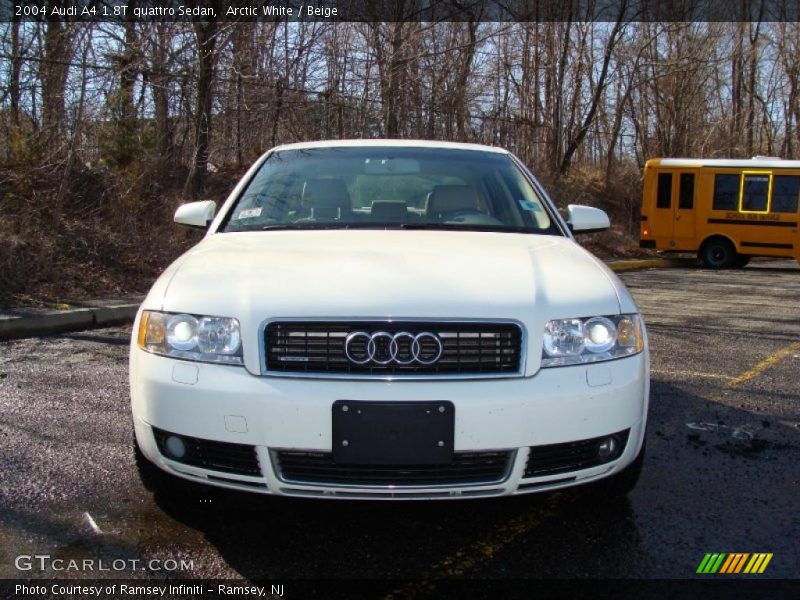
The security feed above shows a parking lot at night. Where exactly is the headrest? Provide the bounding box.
[302,179,351,211]
[427,185,479,216]
[371,201,408,221]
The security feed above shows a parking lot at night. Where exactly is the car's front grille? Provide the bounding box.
[523,430,630,478]
[273,450,515,487]
[153,427,261,476]
[264,320,523,376]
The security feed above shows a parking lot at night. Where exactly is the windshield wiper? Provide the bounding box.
[396,223,460,230]
[258,223,427,231]
[398,223,535,233]
[259,224,342,231]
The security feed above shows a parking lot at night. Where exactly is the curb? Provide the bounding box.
[0,304,139,341]
[0,258,697,341]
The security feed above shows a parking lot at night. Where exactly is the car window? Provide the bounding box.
[220,147,558,234]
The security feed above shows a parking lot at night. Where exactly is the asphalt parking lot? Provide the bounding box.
[0,260,798,588]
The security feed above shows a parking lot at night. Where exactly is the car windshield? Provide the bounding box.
[220,146,560,234]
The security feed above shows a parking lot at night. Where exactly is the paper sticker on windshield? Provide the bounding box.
[237,207,262,219]
[518,200,540,211]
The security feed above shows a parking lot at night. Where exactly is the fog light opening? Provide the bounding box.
[165,435,187,459]
[597,437,618,460]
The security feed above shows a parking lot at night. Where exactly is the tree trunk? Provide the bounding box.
[746,19,762,156]
[40,17,74,151]
[152,24,174,166]
[731,24,745,152]
[386,22,404,137]
[605,74,632,186]
[108,19,139,165]
[10,20,21,126]
[186,21,218,200]
[453,21,478,141]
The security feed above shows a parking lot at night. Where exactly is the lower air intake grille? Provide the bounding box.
[273,450,514,487]
[153,427,261,476]
[524,430,630,478]
[265,320,523,376]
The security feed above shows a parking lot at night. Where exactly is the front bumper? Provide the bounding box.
[130,348,649,499]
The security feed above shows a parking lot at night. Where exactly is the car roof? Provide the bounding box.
[270,139,510,155]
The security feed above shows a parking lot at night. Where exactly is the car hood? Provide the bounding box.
[148,230,630,375]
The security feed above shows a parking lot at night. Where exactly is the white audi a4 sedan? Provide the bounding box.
[130,140,649,500]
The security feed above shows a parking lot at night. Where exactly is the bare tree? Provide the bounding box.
[40,17,75,151]
[186,19,220,199]
[559,2,628,174]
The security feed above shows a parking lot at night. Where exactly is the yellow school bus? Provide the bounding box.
[640,158,800,268]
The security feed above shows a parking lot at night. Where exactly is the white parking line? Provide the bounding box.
[83,512,103,535]
[651,369,733,381]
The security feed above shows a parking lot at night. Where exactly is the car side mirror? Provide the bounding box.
[174,200,217,229]
[567,204,610,234]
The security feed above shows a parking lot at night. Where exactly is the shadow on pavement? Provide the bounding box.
[143,378,799,580]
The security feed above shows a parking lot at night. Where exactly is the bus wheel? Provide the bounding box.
[700,238,735,269]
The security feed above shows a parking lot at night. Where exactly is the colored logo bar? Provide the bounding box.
[697,553,773,574]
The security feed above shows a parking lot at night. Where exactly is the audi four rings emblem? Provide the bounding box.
[344,331,444,365]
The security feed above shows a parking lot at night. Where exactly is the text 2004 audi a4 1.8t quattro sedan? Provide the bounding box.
[130,140,649,500]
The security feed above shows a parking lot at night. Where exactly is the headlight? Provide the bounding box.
[541,314,643,367]
[137,311,243,365]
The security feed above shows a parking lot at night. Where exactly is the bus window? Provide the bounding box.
[679,173,694,209]
[713,174,739,210]
[740,173,770,212]
[656,173,672,208]
[772,175,799,213]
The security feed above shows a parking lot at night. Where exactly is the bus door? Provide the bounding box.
[673,172,696,240]
[651,171,695,242]
[650,172,675,240]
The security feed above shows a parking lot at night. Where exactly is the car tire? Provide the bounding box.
[733,255,751,268]
[700,238,736,269]
[134,432,187,498]
[585,439,646,500]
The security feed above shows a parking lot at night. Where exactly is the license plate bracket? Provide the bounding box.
[332,400,455,465]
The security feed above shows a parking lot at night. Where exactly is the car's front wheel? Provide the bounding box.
[585,439,646,499]
[134,433,193,499]
[608,441,645,496]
